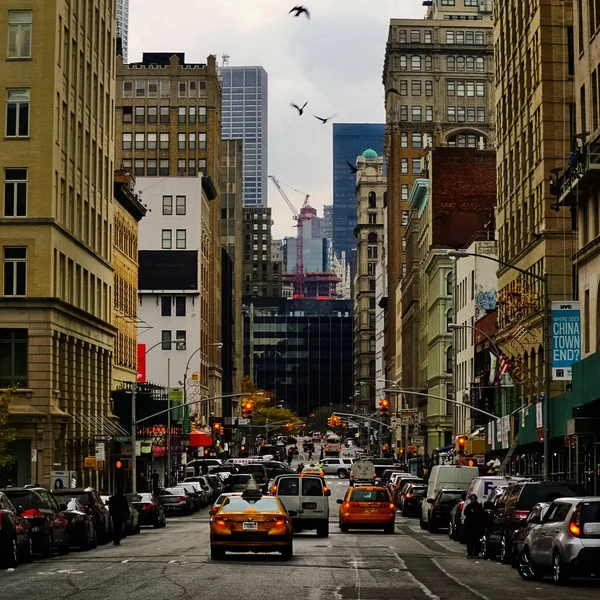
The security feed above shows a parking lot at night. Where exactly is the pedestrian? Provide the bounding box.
[151,469,160,496]
[108,487,129,546]
[463,493,486,557]
[287,449,293,467]
[319,447,324,461]
[307,450,313,461]
[297,463,305,473]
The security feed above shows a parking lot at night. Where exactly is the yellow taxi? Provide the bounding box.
[209,481,294,560]
[300,464,325,478]
[337,486,396,534]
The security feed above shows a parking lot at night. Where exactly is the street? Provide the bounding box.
[1,456,599,600]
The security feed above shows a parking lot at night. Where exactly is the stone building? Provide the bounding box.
[0,2,117,487]
[353,150,386,414]
[115,52,223,401]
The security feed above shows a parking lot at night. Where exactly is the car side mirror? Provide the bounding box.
[59,503,68,511]
[288,510,298,518]
[336,499,343,504]
[325,489,331,497]
[427,498,434,504]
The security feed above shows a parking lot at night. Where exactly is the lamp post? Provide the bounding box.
[264,403,284,440]
[131,336,185,495]
[447,249,551,479]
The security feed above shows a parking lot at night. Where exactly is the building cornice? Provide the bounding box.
[408,178,430,214]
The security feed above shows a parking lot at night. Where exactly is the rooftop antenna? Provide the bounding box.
[222,53,230,67]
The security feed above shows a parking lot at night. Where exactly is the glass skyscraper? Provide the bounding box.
[332,123,385,265]
[116,0,129,62]
[220,66,268,206]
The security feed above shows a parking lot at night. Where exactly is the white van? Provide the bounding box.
[273,474,330,537]
[465,475,527,505]
[420,465,478,528]
[349,459,376,486]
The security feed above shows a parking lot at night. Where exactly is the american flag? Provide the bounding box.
[499,354,511,374]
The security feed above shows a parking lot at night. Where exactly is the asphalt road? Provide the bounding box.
[1,456,600,600]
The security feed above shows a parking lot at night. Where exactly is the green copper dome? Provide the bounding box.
[361,148,378,159]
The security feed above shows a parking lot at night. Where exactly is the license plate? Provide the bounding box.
[243,522,258,530]
[363,508,374,513]
[302,502,317,510]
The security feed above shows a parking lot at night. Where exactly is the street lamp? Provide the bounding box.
[446,249,551,478]
[265,403,284,439]
[131,336,185,495]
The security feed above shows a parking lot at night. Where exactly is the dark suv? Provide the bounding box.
[0,491,32,566]
[237,464,269,493]
[1,487,69,557]
[51,487,112,544]
[497,480,587,563]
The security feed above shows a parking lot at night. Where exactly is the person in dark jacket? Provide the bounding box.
[108,488,129,546]
[463,493,486,557]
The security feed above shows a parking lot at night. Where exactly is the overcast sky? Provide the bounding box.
[129,0,425,238]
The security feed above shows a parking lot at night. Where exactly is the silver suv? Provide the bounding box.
[517,497,600,584]
[320,458,353,478]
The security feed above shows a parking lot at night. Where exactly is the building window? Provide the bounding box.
[399,30,407,43]
[368,214,377,224]
[367,246,378,259]
[412,106,422,121]
[134,159,144,176]
[135,132,144,150]
[411,56,421,71]
[446,271,453,295]
[178,106,186,124]
[160,80,170,98]
[446,308,454,332]
[476,57,484,72]
[401,158,408,174]
[198,133,207,149]
[367,232,378,243]
[425,80,433,96]
[135,106,145,123]
[400,132,408,148]
[412,80,421,96]
[176,229,186,249]
[146,159,157,176]
[466,57,475,71]
[425,56,432,70]
[4,168,27,217]
[456,31,464,44]
[147,106,157,123]
[122,132,132,150]
[477,107,485,122]
[447,81,455,96]
[160,132,169,149]
[178,133,185,150]
[159,159,169,176]
[399,81,408,96]
[123,81,133,98]
[122,106,132,123]
[188,132,195,150]
[402,210,409,226]
[160,106,170,123]
[198,159,207,173]
[424,30,432,44]
[411,30,420,43]
[447,106,456,122]
[447,57,455,71]
[135,81,145,98]
[400,55,408,70]
[147,81,158,98]
[446,31,455,44]
[177,159,186,176]
[400,105,408,121]
[161,330,172,350]
[176,196,186,215]
[8,11,32,59]
[401,185,409,201]
[162,195,173,215]
[6,88,30,137]
[477,81,485,96]
[198,106,207,123]
[3,247,26,296]
[175,330,186,350]
[188,159,196,176]
[161,230,172,249]
[368,191,376,208]
[412,132,422,148]
[161,296,171,317]
[188,106,196,124]
[446,346,453,374]
[456,57,465,71]
[401,237,407,252]
[412,158,422,175]
[175,296,186,317]
[367,262,376,275]
[425,106,433,121]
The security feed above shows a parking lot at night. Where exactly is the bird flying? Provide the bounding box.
[345,161,358,174]
[291,101,308,116]
[289,6,310,19]
[313,113,337,124]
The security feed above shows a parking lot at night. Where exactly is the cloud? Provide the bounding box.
[128,0,425,238]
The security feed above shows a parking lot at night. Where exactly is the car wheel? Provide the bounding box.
[210,546,224,560]
[448,521,455,539]
[481,533,494,559]
[4,535,18,568]
[153,516,160,528]
[553,552,570,585]
[384,524,395,535]
[428,515,438,534]
[419,517,427,530]
[517,549,541,581]
[41,532,53,558]
[337,469,348,479]
[402,505,409,518]
[280,543,293,560]
[316,522,329,537]
[500,532,511,564]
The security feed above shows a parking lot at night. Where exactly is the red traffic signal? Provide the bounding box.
[379,398,390,417]
[242,401,253,420]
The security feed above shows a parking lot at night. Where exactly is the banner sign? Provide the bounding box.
[137,344,146,382]
[551,301,581,380]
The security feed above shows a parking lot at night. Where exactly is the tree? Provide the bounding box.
[0,388,17,467]
[310,404,349,433]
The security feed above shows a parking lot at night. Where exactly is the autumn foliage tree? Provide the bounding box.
[0,388,17,467]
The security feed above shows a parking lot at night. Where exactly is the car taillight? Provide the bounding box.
[515,510,529,520]
[275,519,285,527]
[569,522,581,536]
[389,503,395,509]
[178,497,187,503]
[323,486,329,494]
[350,472,354,478]
[215,519,226,526]
[22,509,43,518]
[406,493,414,499]
[372,473,377,479]
[325,446,329,450]
[569,506,582,537]
[142,504,154,511]
[338,446,341,451]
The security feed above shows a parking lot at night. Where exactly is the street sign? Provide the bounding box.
[121,444,132,457]
[84,457,97,469]
[168,388,183,402]
[474,454,486,466]
[95,442,105,462]
[115,435,131,443]
[413,435,424,446]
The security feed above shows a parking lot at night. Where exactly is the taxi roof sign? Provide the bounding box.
[241,478,262,498]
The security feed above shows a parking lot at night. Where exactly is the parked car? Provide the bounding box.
[158,487,193,515]
[511,502,551,565]
[51,487,112,544]
[1,487,69,557]
[393,477,425,506]
[182,476,213,506]
[179,483,201,512]
[480,486,510,557]
[426,488,464,533]
[381,469,407,489]
[398,483,427,517]
[124,495,140,534]
[497,480,587,564]
[0,491,32,566]
[320,458,354,479]
[517,497,600,584]
[130,493,166,528]
[60,498,97,551]
[206,475,224,501]
[448,491,467,541]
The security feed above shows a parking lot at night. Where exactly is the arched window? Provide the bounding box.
[411,56,421,71]
[368,191,377,208]
[446,271,453,295]
[400,55,408,70]
[446,308,454,332]
[447,56,455,71]
[367,232,378,243]
[466,57,475,71]
[476,57,484,72]
[456,56,465,71]
[446,346,454,374]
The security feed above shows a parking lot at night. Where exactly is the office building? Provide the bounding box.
[383,5,494,395]
[332,124,385,268]
[116,0,129,61]
[322,204,333,241]
[116,52,223,400]
[221,66,268,206]
[0,2,116,488]
[244,299,353,417]
[353,150,386,413]
[284,208,332,273]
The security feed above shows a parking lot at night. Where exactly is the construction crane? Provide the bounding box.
[268,175,312,299]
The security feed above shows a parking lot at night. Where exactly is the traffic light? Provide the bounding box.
[242,401,253,420]
[327,416,334,428]
[379,398,390,418]
[285,423,291,430]
[115,458,131,470]
[213,422,222,433]
[457,435,466,451]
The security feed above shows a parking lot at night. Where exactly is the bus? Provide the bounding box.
[324,435,342,457]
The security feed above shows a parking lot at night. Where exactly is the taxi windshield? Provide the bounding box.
[220,496,281,513]
[350,489,390,502]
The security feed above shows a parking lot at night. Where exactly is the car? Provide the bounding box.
[349,459,376,487]
[208,464,240,480]
[183,475,213,506]
[398,483,427,517]
[261,461,296,480]
[159,487,193,515]
[124,495,141,534]
[511,502,551,565]
[206,474,225,500]
[300,464,325,478]
[0,491,32,566]
[236,463,269,492]
[210,483,294,560]
[60,498,97,551]
[209,492,243,517]
[448,492,467,541]
[185,458,223,478]
[517,497,600,585]
[497,480,587,564]
[50,487,112,544]
[393,476,425,505]
[479,485,510,556]
[426,488,464,533]
[272,474,330,536]
[1,487,69,557]
[338,486,395,533]
[179,483,202,512]
[222,474,257,493]
[180,480,209,507]
[320,458,354,478]
[381,469,407,489]
[131,493,166,528]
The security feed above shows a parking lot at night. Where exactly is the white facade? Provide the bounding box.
[137,176,205,389]
[116,0,129,62]
[454,239,498,434]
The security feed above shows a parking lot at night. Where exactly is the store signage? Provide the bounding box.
[551,301,581,380]
[137,344,147,382]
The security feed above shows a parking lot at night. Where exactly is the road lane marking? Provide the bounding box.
[392,553,440,600]
[121,559,130,563]
[350,556,362,600]
[431,558,491,600]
